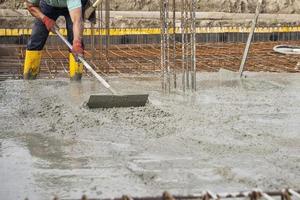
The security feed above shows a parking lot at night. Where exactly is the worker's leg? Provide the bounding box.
[24,0,59,80]
[64,6,86,81]
[68,52,83,81]
[66,16,84,81]
[24,19,48,80]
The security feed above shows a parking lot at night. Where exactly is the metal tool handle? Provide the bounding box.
[92,0,102,8]
[239,0,262,77]
[55,29,117,95]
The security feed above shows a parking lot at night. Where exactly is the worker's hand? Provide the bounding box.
[72,39,84,60]
[42,16,57,33]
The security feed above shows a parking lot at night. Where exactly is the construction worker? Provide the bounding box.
[24,0,88,81]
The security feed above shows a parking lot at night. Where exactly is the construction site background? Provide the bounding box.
[1,0,300,13]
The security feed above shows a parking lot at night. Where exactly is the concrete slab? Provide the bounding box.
[0,72,300,199]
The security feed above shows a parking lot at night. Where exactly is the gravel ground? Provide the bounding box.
[0,72,300,200]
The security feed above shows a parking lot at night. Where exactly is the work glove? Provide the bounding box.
[42,16,58,33]
[72,39,84,61]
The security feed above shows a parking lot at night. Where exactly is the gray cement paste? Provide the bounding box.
[0,72,300,199]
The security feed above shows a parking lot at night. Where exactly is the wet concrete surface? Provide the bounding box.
[0,72,300,199]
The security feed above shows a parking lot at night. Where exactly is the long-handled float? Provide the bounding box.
[55,29,149,109]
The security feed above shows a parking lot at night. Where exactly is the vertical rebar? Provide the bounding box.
[166,0,171,93]
[98,1,101,61]
[100,1,103,60]
[160,0,165,90]
[191,0,196,91]
[172,0,177,88]
[105,0,110,65]
[91,22,95,59]
[161,0,197,93]
[185,0,190,89]
[181,0,186,92]
[161,0,171,93]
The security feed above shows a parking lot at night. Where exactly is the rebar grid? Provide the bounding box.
[1,21,300,81]
[1,38,300,81]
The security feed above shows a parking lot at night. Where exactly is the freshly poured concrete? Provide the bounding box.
[0,72,300,200]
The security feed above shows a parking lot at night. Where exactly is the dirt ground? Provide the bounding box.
[0,71,299,199]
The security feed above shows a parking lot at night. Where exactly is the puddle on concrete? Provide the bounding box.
[0,133,150,199]
[1,72,300,199]
[0,137,39,199]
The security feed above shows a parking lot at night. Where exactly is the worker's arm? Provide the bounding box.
[69,7,84,57]
[69,7,83,43]
[25,1,45,20]
[25,0,57,32]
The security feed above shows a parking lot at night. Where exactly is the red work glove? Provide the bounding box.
[72,39,84,59]
[42,16,56,32]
